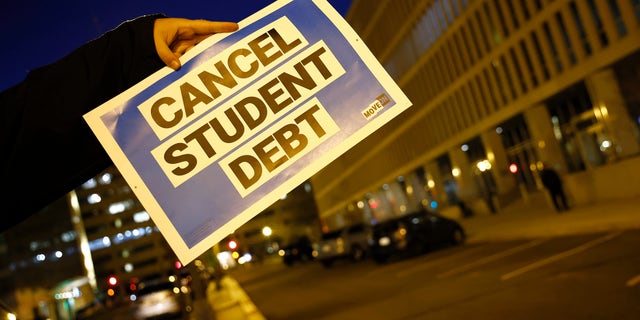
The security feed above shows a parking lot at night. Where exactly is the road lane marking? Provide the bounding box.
[626,274,640,287]
[436,239,548,279]
[500,231,623,281]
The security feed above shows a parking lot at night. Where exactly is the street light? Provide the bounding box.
[262,226,272,237]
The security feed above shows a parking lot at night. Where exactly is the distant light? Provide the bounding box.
[124,263,133,272]
[405,185,414,195]
[60,231,76,242]
[495,127,503,134]
[452,168,461,177]
[368,199,379,209]
[133,211,150,223]
[35,254,45,262]
[108,276,118,286]
[238,253,252,264]
[108,203,126,215]
[87,193,101,204]
[175,261,183,269]
[430,201,438,209]
[509,163,519,174]
[55,251,63,258]
[461,144,469,152]
[262,226,272,237]
[476,160,492,172]
[100,173,112,184]
[81,179,97,189]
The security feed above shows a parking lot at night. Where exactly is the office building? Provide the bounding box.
[312,0,640,228]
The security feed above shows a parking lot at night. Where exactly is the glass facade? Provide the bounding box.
[313,0,640,227]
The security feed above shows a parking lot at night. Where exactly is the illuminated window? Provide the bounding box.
[87,193,102,204]
[133,211,150,223]
[81,178,97,189]
[99,173,113,184]
[108,200,135,215]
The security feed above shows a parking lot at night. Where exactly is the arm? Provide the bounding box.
[0,15,238,231]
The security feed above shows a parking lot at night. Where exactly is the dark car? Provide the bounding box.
[132,279,188,320]
[369,209,465,263]
[279,236,314,266]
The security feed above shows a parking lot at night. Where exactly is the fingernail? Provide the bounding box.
[170,60,181,70]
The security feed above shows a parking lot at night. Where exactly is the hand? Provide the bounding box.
[154,18,239,70]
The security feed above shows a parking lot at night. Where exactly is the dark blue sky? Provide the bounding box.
[0,0,352,91]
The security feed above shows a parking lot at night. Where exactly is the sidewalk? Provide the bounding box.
[206,274,266,320]
[459,192,640,243]
[203,193,640,319]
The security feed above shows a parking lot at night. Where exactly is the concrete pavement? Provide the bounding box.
[203,191,640,319]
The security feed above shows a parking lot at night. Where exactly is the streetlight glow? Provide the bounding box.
[262,226,272,237]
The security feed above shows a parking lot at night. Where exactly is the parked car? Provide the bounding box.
[313,223,371,268]
[369,209,465,263]
[280,236,314,266]
[132,278,187,319]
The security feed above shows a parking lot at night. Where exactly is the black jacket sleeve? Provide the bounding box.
[1,14,166,231]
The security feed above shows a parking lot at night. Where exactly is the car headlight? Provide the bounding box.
[378,236,391,247]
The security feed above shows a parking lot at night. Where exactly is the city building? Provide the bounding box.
[71,166,182,301]
[230,181,322,261]
[311,0,640,229]
[0,196,85,319]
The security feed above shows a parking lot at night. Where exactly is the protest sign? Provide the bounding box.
[84,0,412,264]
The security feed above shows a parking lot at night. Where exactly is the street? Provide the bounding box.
[230,229,640,319]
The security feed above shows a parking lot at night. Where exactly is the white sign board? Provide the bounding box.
[84,0,412,264]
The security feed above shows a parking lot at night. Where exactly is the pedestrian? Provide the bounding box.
[1,15,238,232]
[539,163,570,212]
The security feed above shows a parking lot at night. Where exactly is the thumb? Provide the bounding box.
[155,39,182,70]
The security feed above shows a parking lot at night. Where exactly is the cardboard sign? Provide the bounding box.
[84,0,411,264]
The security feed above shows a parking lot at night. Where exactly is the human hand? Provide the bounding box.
[154,18,239,70]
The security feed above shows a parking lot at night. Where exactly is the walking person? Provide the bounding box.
[539,163,570,212]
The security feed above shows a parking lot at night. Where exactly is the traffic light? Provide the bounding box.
[107,276,118,286]
[228,239,238,251]
[107,275,118,297]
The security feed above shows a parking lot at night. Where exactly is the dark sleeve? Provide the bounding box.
[0,14,167,231]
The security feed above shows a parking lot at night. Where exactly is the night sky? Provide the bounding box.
[0,0,352,91]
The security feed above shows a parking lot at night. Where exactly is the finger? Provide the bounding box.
[186,20,239,36]
[155,35,182,70]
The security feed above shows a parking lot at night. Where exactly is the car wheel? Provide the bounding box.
[451,227,465,245]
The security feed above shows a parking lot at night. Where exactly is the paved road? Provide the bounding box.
[230,229,640,319]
